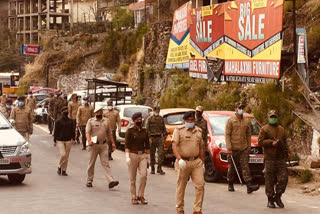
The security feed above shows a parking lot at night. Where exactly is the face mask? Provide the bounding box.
[82,100,88,105]
[18,101,24,107]
[269,118,278,125]
[185,122,195,129]
[136,121,142,127]
[60,95,64,98]
[55,94,58,98]
[6,105,12,109]
[108,106,113,110]
[154,112,159,116]
[96,114,102,119]
[237,109,244,115]
[63,112,68,117]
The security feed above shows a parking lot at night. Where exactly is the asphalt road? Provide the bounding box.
[0,125,319,214]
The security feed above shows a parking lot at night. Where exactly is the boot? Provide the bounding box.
[151,165,155,174]
[274,194,284,208]
[228,182,235,192]
[247,182,260,194]
[157,166,165,175]
[267,197,276,208]
[57,167,61,175]
[109,153,113,160]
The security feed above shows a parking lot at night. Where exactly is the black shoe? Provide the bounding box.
[151,165,155,174]
[57,167,61,175]
[86,182,93,187]
[267,197,276,208]
[157,166,165,175]
[109,154,113,160]
[247,182,260,194]
[82,148,86,150]
[61,171,68,176]
[109,181,119,189]
[228,183,235,192]
[274,194,284,208]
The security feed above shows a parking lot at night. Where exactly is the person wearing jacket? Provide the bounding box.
[258,110,289,208]
[54,106,75,176]
[225,102,259,194]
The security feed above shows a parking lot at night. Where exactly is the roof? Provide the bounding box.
[129,0,156,10]
[204,111,254,118]
[0,73,19,78]
[160,108,194,115]
[86,78,128,87]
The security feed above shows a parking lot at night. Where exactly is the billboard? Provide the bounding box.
[166,0,284,83]
[21,44,40,55]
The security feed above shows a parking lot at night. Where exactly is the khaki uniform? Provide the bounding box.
[225,113,252,183]
[0,95,7,106]
[26,96,36,112]
[10,105,33,141]
[103,109,121,154]
[53,98,65,120]
[258,124,289,197]
[0,104,11,119]
[47,97,56,134]
[172,125,205,213]
[195,116,208,149]
[77,104,94,149]
[68,100,81,142]
[86,117,115,184]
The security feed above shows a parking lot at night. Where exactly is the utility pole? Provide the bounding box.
[158,0,159,22]
[144,0,146,25]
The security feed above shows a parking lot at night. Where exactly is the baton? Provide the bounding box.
[230,155,243,185]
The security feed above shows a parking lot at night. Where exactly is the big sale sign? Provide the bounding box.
[166,0,284,83]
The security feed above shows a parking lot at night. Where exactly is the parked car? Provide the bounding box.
[0,112,32,184]
[31,88,56,95]
[33,94,49,104]
[34,98,49,124]
[160,108,194,164]
[114,105,152,147]
[202,111,264,182]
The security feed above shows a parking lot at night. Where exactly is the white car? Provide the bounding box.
[114,105,152,146]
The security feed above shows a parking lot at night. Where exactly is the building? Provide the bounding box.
[97,0,134,21]
[8,0,74,45]
[129,0,155,27]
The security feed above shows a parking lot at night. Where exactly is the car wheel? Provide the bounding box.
[8,174,26,185]
[204,152,221,183]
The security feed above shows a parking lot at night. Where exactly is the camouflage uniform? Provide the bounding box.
[258,123,288,198]
[76,104,94,149]
[53,98,66,120]
[146,114,166,167]
[195,116,208,149]
[48,96,56,134]
[26,96,36,113]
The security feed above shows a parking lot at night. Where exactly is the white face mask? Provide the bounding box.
[108,106,113,110]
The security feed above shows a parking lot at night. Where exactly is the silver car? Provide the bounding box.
[0,113,32,184]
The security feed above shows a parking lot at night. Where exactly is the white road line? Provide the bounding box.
[34,124,50,134]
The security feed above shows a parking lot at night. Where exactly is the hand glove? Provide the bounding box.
[125,152,131,166]
[178,159,186,170]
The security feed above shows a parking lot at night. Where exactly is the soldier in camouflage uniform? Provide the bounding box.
[145,106,167,175]
[258,110,289,209]
[53,92,66,121]
[195,106,208,150]
[225,102,259,194]
[47,92,56,134]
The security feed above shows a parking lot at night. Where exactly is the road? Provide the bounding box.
[0,125,319,214]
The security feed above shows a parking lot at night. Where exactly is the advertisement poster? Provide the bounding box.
[166,0,284,83]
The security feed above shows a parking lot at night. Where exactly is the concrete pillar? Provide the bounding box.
[23,0,26,44]
[46,0,50,29]
[38,0,41,30]
[70,0,73,29]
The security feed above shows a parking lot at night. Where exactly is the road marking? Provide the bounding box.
[34,124,50,134]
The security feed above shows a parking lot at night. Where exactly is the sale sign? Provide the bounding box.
[21,44,40,55]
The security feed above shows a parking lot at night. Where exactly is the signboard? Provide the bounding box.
[166,0,284,83]
[296,28,308,81]
[297,35,306,64]
[10,75,20,86]
[189,59,208,79]
[21,44,40,55]
[165,2,192,69]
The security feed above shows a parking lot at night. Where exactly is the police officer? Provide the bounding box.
[77,96,94,150]
[195,106,208,149]
[1,93,7,106]
[0,99,13,119]
[172,111,205,214]
[10,96,33,141]
[86,107,119,189]
[225,102,259,193]
[47,92,55,134]
[53,106,75,176]
[145,106,166,175]
[68,93,80,144]
[53,91,65,121]
[125,112,150,205]
[26,92,36,113]
[258,110,289,208]
[103,100,121,160]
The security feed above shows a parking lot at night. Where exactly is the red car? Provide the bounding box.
[202,111,264,182]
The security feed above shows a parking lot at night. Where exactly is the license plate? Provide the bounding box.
[249,157,264,164]
[0,158,10,165]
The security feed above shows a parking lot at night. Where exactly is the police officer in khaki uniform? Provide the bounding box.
[0,99,13,119]
[225,102,259,193]
[103,100,121,160]
[76,96,94,150]
[86,107,119,189]
[172,111,205,214]
[10,96,33,141]
[125,112,150,205]
[1,93,7,106]
[195,106,208,149]
[26,93,36,113]
[68,93,81,144]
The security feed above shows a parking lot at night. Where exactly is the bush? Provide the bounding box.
[298,169,312,183]
[16,79,29,96]
[99,31,120,68]
[307,23,320,54]
[61,55,82,75]
[112,73,123,82]
[85,35,98,47]
[112,7,134,29]
[134,94,146,105]
[284,0,304,13]
[119,64,129,76]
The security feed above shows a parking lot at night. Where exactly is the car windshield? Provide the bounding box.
[209,115,261,136]
[123,107,150,118]
[0,114,11,129]
[164,113,186,125]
